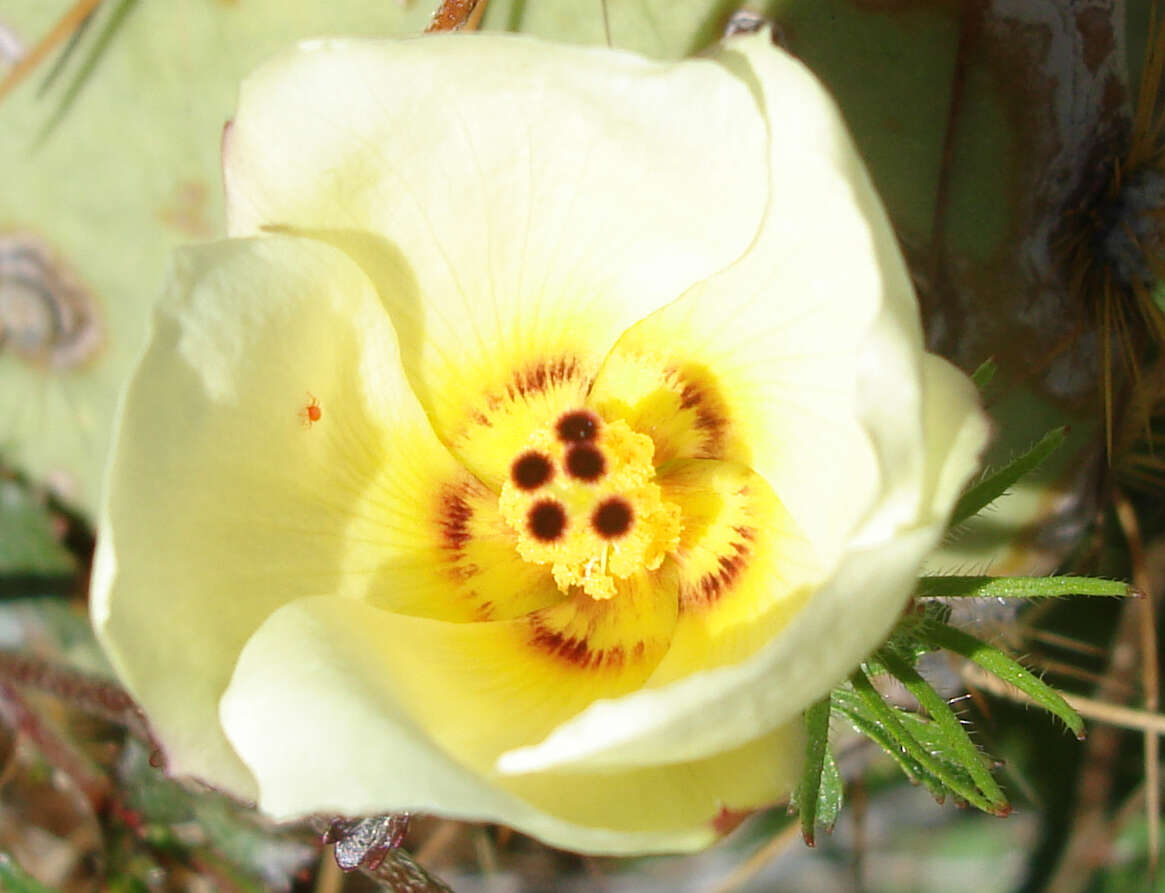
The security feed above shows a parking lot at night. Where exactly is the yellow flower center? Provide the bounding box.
[499,410,682,600]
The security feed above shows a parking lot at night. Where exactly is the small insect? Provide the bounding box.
[299,393,322,427]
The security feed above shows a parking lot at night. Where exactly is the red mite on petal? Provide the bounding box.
[300,393,322,427]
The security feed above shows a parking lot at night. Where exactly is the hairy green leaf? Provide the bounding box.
[845,668,1003,812]
[831,687,949,801]
[876,647,1008,812]
[917,575,1131,599]
[795,695,835,845]
[921,619,1085,738]
[950,426,1066,527]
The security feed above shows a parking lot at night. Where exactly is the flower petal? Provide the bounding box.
[498,526,938,777]
[917,354,994,516]
[498,353,988,775]
[589,30,926,566]
[361,464,564,623]
[222,34,769,486]
[221,594,798,854]
[645,459,822,686]
[90,235,490,791]
[232,572,676,776]
[495,721,801,835]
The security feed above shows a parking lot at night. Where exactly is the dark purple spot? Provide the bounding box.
[511,452,553,490]
[593,498,633,538]
[528,500,567,541]
[556,410,599,442]
[565,444,605,481]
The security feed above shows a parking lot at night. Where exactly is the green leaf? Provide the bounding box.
[950,427,1066,527]
[844,668,1004,812]
[970,357,998,391]
[0,479,75,577]
[38,0,142,143]
[831,686,949,801]
[36,3,98,98]
[916,575,1132,599]
[885,603,951,658]
[876,646,1008,813]
[921,619,1085,739]
[795,694,836,846]
[0,853,61,893]
[816,748,842,831]
[191,796,316,892]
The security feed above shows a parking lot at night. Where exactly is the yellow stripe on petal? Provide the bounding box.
[647,460,821,687]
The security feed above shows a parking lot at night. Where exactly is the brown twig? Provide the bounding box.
[963,663,1165,736]
[0,650,150,739]
[0,681,110,808]
[313,849,344,893]
[312,815,453,893]
[1113,488,1159,877]
[426,0,488,33]
[705,820,801,893]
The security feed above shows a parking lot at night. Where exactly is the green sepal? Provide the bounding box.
[949,426,1067,528]
[793,694,841,846]
[916,575,1132,599]
[919,619,1085,739]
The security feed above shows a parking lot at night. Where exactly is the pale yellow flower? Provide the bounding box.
[91,31,988,854]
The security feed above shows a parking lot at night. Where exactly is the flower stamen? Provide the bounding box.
[500,414,681,600]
